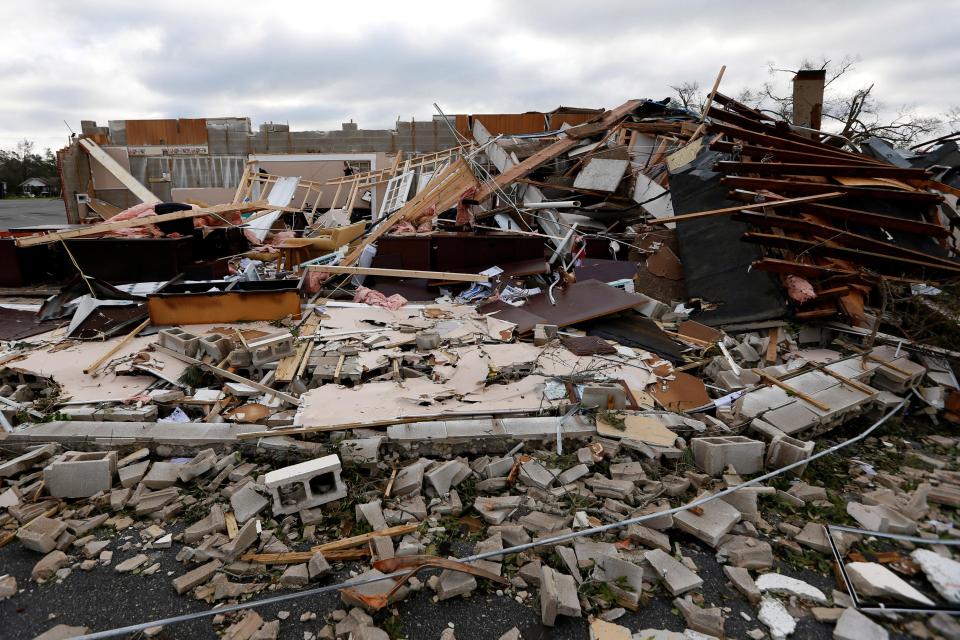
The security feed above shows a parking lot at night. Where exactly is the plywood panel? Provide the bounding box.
[125,118,208,146]
[473,114,546,135]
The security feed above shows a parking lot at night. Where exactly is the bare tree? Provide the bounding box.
[668,81,705,113]
[671,55,954,148]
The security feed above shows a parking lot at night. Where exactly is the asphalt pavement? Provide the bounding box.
[0,198,69,229]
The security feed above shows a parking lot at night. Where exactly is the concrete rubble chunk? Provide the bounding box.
[280,563,309,588]
[673,596,724,638]
[846,502,917,535]
[846,561,935,605]
[355,499,388,531]
[540,566,581,626]
[518,459,556,489]
[0,443,57,478]
[718,535,774,570]
[114,553,149,573]
[231,484,269,523]
[645,549,703,595]
[222,610,263,640]
[436,563,477,600]
[308,552,331,579]
[795,522,831,554]
[723,565,761,605]
[184,504,226,543]
[32,550,69,582]
[673,497,741,548]
[834,608,888,640]
[141,461,180,489]
[0,574,17,600]
[250,620,280,640]
[17,516,68,553]
[910,549,960,604]
[32,624,92,640]
[221,519,258,561]
[172,559,222,594]
[755,572,827,603]
[425,459,470,496]
[758,596,796,640]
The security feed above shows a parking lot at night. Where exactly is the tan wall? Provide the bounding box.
[90,147,132,191]
[253,152,394,211]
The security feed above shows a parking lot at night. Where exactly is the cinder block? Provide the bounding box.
[198,333,233,361]
[158,328,200,358]
[17,516,68,553]
[228,349,252,367]
[43,451,117,498]
[264,455,347,515]
[766,434,815,477]
[691,436,765,476]
[251,338,295,366]
[533,324,558,346]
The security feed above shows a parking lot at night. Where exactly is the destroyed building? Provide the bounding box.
[2,68,960,639]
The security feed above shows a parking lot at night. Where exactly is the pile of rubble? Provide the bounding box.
[2,71,960,639]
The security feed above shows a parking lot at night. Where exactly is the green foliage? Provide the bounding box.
[0,139,59,196]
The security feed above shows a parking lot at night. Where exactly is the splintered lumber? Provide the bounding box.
[274,315,320,383]
[715,160,930,180]
[240,523,418,564]
[83,319,150,375]
[343,158,477,266]
[721,176,944,203]
[15,201,282,247]
[306,265,489,283]
[152,343,300,406]
[471,99,643,203]
[79,138,161,205]
[648,191,842,225]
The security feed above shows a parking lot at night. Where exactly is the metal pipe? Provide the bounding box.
[524,201,581,210]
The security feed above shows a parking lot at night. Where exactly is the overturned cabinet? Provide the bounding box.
[146,274,304,324]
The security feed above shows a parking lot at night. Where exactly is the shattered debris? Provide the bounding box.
[2,68,960,640]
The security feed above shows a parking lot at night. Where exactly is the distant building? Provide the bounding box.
[19,177,59,197]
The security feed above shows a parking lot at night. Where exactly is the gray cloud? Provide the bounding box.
[1,0,958,152]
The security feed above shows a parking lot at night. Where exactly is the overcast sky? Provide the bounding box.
[2,0,958,153]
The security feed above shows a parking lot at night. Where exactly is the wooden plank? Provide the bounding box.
[689,65,726,141]
[84,319,150,375]
[648,191,842,225]
[79,138,161,205]
[753,369,830,411]
[471,99,643,203]
[15,201,280,247]
[765,327,779,365]
[152,343,300,406]
[274,315,320,383]
[225,511,238,539]
[715,160,929,180]
[307,265,489,283]
[238,523,419,564]
[721,176,943,204]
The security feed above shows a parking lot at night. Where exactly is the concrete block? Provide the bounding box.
[762,401,819,435]
[251,338,295,366]
[158,328,200,358]
[17,516,68,553]
[264,454,347,516]
[691,436,765,476]
[834,607,888,640]
[766,434,815,477]
[198,333,233,360]
[184,504,226,543]
[227,349,252,367]
[355,499,388,531]
[43,451,117,498]
[101,405,158,422]
[425,460,469,496]
[391,462,424,496]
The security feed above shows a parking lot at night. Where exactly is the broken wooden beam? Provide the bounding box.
[721,176,943,204]
[646,191,842,225]
[14,201,287,247]
[306,265,489,283]
[715,160,930,180]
